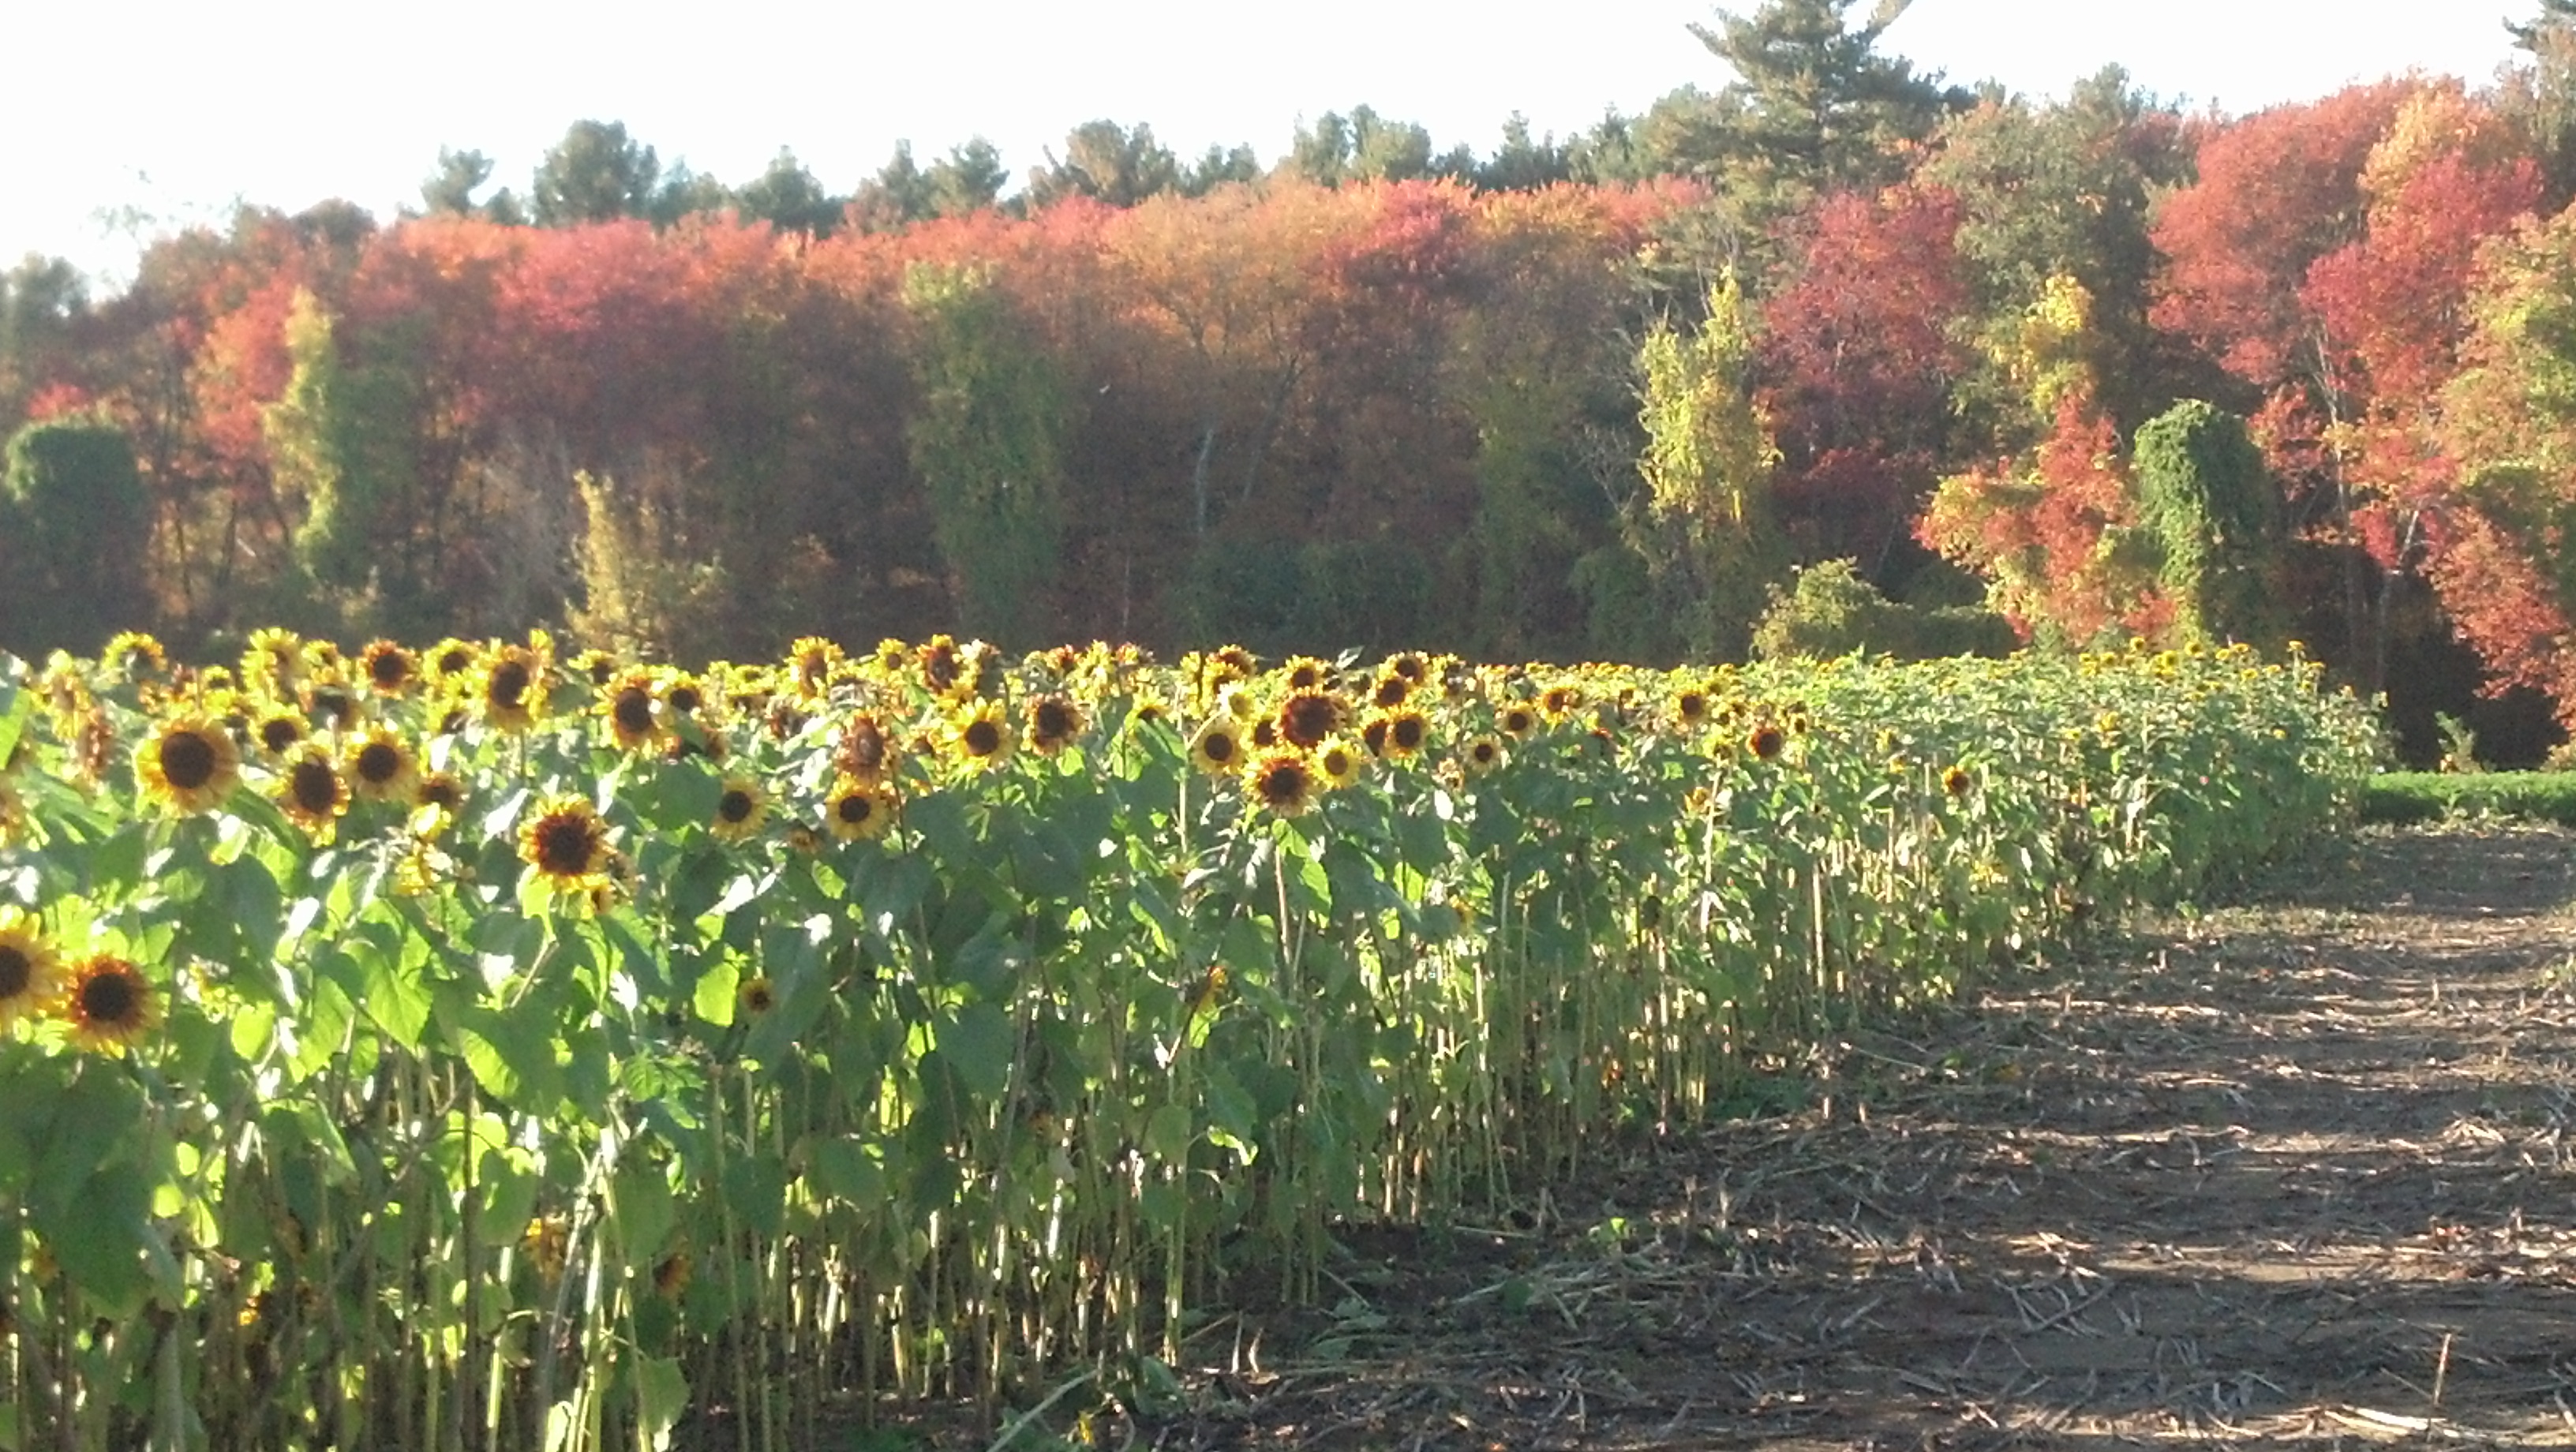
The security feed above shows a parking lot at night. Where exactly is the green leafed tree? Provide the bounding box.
[1627,275,1792,659]
[901,263,1072,645]
[2131,400,2287,650]
[929,138,1012,219]
[1027,121,1181,209]
[851,140,938,232]
[420,148,497,216]
[261,290,424,632]
[531,120,661,226]
[0,415,152,654]
[734,148,844,235]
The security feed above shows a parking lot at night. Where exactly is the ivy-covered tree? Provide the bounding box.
[901,262,1072,645]
[0,415,152,653]
[2131,400,2286,649]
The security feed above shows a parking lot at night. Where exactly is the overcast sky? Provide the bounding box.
[0,0,2536,285]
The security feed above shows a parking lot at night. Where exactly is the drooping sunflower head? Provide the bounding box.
[520,795,612,891]
[414,769,466,827]
[359,640,419,696]
[481,646,544,732]
[711,777,767,843]
[137,713,243,815]
[1027,694,1086,756]
[344,727,419,805]
[102,631,168,682]
[1245,750,1317,817]
[1277,690,1344,750]
[1189,717,1245,777]
[945,699,1016,772]
[0,908,64,1032]
[275,744,350,833]
[823,775,897,843]
[62,954,159,1055]
[304,680,364,733]
[1387,651,1428,684]
[1212,645,1257,680]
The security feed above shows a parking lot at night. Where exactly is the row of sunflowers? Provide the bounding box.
[0,630,2377,1450]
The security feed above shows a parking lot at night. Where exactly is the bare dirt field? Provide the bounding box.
[1136,827,2576,1450]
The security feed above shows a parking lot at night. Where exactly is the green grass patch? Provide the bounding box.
[2361,771,2576,827]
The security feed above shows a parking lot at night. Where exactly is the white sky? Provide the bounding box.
[0,0,2536,287]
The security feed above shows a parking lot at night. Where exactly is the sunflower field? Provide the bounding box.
[0,631,2376,1450]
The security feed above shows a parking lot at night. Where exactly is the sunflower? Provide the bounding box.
[1538,683,1584,724]
[1747,722,1788,762]
[1386,651,1428,683]
[1211,645,1257,679]
[358,640,419,696]
[788,636,842,698]
[711,777,767,842]
[599,668,666,753]
[1277,690,1344,749]
[1027,694,1086,755]
[1314,738,1363,791]
[61,954,159,1055]
[425,638,482,690]
[823,776,897,843]
[916,635,965,698]
[1462,734,1505,777]
[737,976,777,1017]
[252,704,308,757]
[242,627,305,694]
[481,646,545,733]
[339,726,417,805]
[1672,687,1713,732]
[414,770,466,817]
[0,908,65,1032]
[1245,750,1318,817]
[1942,765,1975,798]
[1189,718,1246,777]
[102,631,167,680]
[521,795,612,891]
[1498,703,1538,740]
[1280,656,1333,693]
[1369,672,1411,709]
[1370,709,1428,761]
[522,1215,570,1282]
[137,713,243,814]
[660,672,706,721]
[304,681,364,732]
[569,649,619,688]
[945,699,1016,771]
[1361,716,1390,758]
[834,713,896,784]
[275,744,350,833]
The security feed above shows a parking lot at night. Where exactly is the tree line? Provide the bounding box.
[6,0,2576,763]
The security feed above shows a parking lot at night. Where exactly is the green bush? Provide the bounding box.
[2360,771,2576,827]
[1751,559,2017,662]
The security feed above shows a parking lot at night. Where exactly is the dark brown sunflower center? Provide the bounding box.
[718,789,756,824]
[419,778,462,810]
[369,653,410,688]
[1321,748,1353,777]
[1035,701,1076,740]
[1256,762,1310,804]
[666,686,702,715]
[1678,692,1708,720]
[1281,694,1339,747]
[837,793,874,825]
[355,743,401,784]
[1373,678,1409,708]
[438,649,472,675]
[0,945,29,997]
[489,661,530,708]
[963,720,1002,757]
[290,760,339,813]
[743,984,775,1012]
[1202,731,1237,764]
[313,690,354,725]
[1392,716,1426,750]
[534,816,601,874]
[78,967,136,1024]
[1471,742,1499,765]
[1750,727,1786,760]
[260,717,302,752]
[923,651,958,692]
[159,730,219,790]
[1503,709,1534,735]
[612,690,655,735]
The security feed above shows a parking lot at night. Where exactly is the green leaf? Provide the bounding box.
[1144,1103,1194,1166]
[805,1138,888,1207]
[934,1002,1014,1100]
[633,1355,689,1451]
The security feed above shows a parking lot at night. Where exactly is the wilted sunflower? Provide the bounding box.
[137,713,242,814]
[598,669,666,753]
[1277,690,1344,750]
[522,1215,570,1283]
[823,776,897,842]
[737,975,777,1017]
[711,777,767,842]
[481,646,545,733]
[275,744,350,833]
[834,713,896,784]
[61,954,159,1055]
[102,631,167,680]
[1314,738,1364,791]
[945,699,1016,771]
[0,908,64,1032]
[1189,718,1246,777]
[1027,694,1086,755]
[521,795,612,891]
[358,640,419,696]
[345,727,420,805]
[1245,750,1317,817]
